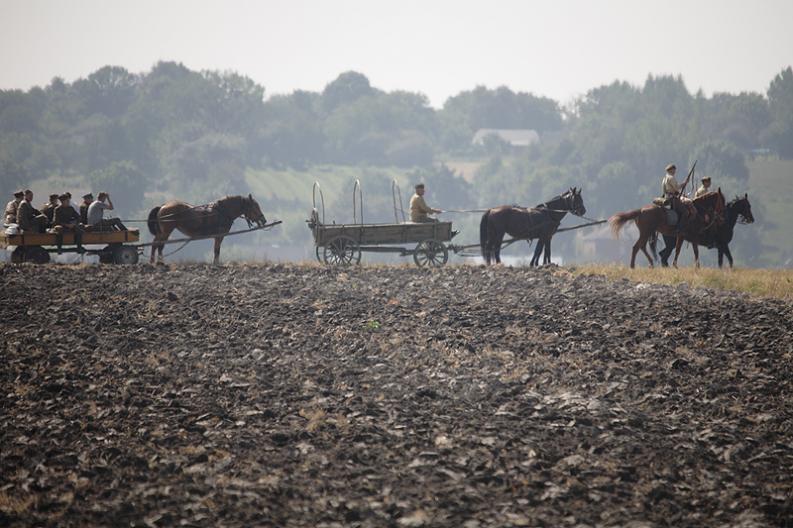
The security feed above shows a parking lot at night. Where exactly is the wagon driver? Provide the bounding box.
[410,183,441,223]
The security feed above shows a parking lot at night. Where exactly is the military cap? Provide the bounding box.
[13,190,24,197]
[82,192,93,200]
[23,189,32,194]
[701,176,711,182]
[665,164,676,172]
[415,183,425,190]
[58,193,70,200]
[49,193,59,200]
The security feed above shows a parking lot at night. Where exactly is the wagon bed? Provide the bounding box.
[1,229,141,264]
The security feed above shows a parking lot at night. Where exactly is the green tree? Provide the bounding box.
[88,161,146,214]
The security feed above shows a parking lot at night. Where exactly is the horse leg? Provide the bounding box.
[153,225,175,264]
[543,237,551,265]
[494,233,505,264]
[692,243,700,269]
[723,245,734,269]
[213,236,224,265]
[672,236,683,268]
[630,234,645,269]
[530,240,542,267]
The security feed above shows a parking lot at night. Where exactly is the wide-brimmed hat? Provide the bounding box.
[665,164,676,172]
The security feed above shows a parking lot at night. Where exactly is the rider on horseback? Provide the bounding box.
[661,164,692,230]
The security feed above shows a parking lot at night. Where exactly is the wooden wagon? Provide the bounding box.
[0,229,141,264]
[308,180,456,267]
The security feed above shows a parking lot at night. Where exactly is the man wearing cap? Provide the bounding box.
[4,190,24,225]
[695,176,712,198]
[79,193,93,225]
[409,183,441,223]
[39,194,60,226]
[661,164,681,200]
[87,192,127,231]
[52,194,82,231]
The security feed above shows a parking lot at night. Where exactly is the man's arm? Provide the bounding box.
[105,194,114,211]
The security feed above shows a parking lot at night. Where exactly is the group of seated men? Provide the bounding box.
[3,189,127,234]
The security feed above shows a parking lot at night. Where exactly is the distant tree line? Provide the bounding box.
[1,62,792,222]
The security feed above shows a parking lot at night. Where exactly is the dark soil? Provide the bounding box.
[1,263,792,527]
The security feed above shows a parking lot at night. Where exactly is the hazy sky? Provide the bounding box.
[1,0,792,107]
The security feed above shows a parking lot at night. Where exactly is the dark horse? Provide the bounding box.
[479,188,586,266]
[609,190,725,268]
[653,194,754,268]
[147,194,266,264]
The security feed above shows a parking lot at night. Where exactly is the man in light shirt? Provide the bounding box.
[409,183,441,223]
[87,192,127,231]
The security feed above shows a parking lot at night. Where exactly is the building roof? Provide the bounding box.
[472,128,540,147]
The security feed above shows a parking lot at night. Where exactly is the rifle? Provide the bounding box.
[679,160,697,197]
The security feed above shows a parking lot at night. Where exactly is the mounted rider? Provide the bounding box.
[695,176,712,198]
[660,164,693,230]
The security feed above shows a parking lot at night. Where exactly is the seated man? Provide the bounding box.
[86,192,127,231]
[39,193,60,226]
[660,164,692,229]
[16,190,48,233]
[79,193,92,225]
[51,194,82,232]
[51,194,84,250]
[409,183,441,223]
[694,176,712,198]
[4,190,24,225]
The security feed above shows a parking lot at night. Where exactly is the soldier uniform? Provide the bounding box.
[661,164,681,199]
[17,191,48,233]
[52,196,82,230]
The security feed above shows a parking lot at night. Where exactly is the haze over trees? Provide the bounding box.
[1,62,791,264]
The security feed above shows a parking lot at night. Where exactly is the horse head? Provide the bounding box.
[566,187,586,217]
[734,193,754,224]
[243,193,267,227]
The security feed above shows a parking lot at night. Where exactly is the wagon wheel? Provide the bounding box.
[413,240,448,268]
[323,236,361,266]
[20,246,50,264]
[113,245,139,265]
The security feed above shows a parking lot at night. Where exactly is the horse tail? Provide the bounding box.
[147,206,161,235]
[608,208,641,238]
[480,210,490,258]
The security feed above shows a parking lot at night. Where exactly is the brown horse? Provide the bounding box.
[653,194,754,268]
[480,188,586,266]
[147,194,266,264]
[609,190,725,268]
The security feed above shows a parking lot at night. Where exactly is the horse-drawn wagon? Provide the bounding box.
[308,181,456,267]
[0,229,141,264]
